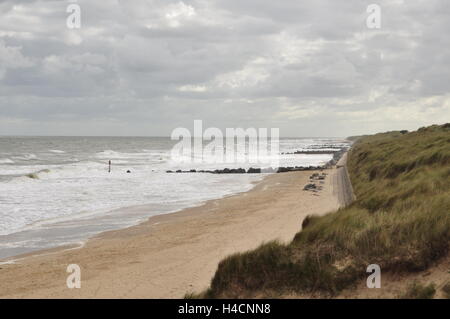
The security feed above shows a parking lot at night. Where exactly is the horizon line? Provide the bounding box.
[0,135,348,139]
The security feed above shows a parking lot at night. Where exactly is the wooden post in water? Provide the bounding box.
[109,160,111,173]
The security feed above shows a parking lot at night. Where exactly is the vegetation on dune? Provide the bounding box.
[198,124,450,298]
[400,282,436,299]
[442,282,450,299]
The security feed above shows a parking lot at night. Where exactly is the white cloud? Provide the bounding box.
[165,2,196,28]
[216,59,270,89]
[0,40,34,79]
[178,84,207,92]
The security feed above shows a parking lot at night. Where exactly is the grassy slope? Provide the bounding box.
[199,124,450,298]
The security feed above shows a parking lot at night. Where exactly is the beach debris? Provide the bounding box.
[310,172,327,181]
[303,183,317,191]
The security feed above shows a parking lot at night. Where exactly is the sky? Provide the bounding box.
[0,0,449,137]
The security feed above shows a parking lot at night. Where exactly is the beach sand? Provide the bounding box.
[0,169,341,298]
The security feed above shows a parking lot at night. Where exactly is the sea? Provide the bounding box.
[0,136,350,259]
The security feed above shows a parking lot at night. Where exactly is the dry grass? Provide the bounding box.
[442,282,450,299]
[400,282,436,299]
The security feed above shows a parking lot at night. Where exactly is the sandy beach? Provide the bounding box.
[0,168,342,298]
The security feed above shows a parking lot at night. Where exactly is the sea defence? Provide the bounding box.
[166,147,350,175]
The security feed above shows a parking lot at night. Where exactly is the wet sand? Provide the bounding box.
[0,169,341,298]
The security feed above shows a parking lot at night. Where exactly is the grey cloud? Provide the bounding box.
[0,0,449,137]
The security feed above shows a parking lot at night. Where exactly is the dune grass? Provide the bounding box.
[401,282,436,299]
[442,282,450,299]
[198,124,450,298]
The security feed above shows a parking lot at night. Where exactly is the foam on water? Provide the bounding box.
[0,136,349,259]
[0,158,14,164]
[13,153,38,161]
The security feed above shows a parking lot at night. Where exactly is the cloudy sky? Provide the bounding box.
[0,0,449,137]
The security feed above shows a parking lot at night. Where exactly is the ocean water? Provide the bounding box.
[0,136,349,259]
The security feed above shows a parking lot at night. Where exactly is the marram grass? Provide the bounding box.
[198,124,450,298]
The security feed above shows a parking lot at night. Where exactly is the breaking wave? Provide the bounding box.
[0,158,14,164]
[13,153,38,161]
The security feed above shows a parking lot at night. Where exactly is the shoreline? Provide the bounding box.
[0,168,341,298]
[0,178,264,264]
[0,175,264,261]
